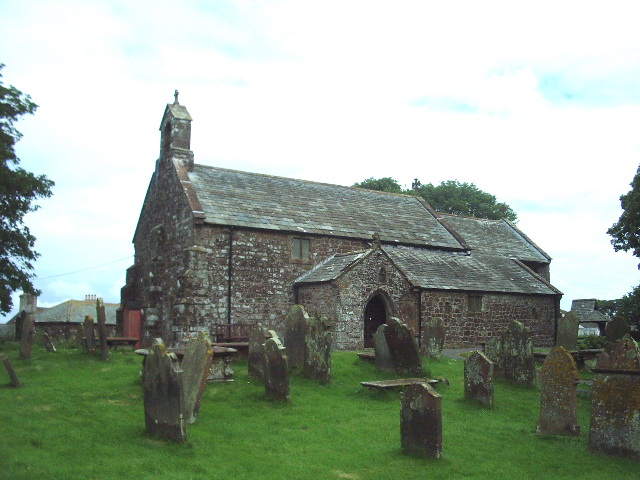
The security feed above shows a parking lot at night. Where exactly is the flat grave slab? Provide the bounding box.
[357,352,375,362]
[361,378,439,390]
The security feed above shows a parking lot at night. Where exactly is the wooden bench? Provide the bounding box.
[106,337,140,349]
[210,323,257,343]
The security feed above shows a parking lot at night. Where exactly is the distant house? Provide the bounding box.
[570,299,610,336]
[120,96,562,350]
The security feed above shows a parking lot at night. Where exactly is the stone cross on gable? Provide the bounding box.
[174,89,179,104]
[412,178,421,192]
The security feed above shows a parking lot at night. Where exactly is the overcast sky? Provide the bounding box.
[2,0,640,321]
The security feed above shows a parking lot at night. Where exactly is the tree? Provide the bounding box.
[0,64,54,314]
[608,165,640,267]
[352,176,403,194]
[617,284,640,329]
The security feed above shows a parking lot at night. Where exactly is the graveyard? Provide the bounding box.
[1,335,639,480]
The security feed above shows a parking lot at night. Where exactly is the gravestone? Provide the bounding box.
[400,382,442,458]
[284,304,309,370]
[96,299,110,361]
[181,333,213,424]
[19,314,35,360]
[556,312,580,351]
[373,324,394,372]
[537,346,580,436]
[605,317,631,348]
[264,334,291,402]
[142,341,187,442]
[384,317,424,376]
[464,351,494,407]
[43,332,57,353]
[595,351,611,369]
[483,337,504,377]
[14,311,25,342]
[248,323,271,381]
[304,316,332,384]
[590,335,640,460]
[1,353,21,388]
[83,315,96,352]
[501,320,536,386]
[422,316,446,358]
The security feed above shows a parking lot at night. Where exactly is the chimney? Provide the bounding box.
[19,293,38,314]
[85,294,97,302]
[159,90,194,171]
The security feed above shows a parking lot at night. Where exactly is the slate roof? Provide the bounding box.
[35,300,118,325]
[295,251,370,284]
[570,299,609,324]
[188,165,466,250]
[437,214,551,263]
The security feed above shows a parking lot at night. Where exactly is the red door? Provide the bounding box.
[123,308,142,349]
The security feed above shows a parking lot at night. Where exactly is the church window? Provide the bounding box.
[292,238,310,260]
[468,295,483,313]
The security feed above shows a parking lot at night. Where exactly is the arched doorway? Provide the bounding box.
[364,295,388,348]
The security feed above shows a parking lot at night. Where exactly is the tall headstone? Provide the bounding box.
[284,304,309,370]
[16,293,37,341]
[181,333,213,424]
[1,353,21,388]
[248,323,271,381]
[304,316,331,384]
[400,382,442,458]
[83,315,96,352]
[537,346,580,436]
[264,334,291,402]
[142,341,187,442]
[501,320,536,386]
[464,351,494,407]
[556,312,580,351]
[483,337,504,378]
[96,298,110,361]
[422,316,446,358]
[590,335,640,461]
[605,317,632,349]
[19,314,35,360]
[43,332,57,353]
[373,324,394,372]
[384,317,424,376]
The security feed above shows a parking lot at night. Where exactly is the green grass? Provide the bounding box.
[0,343,637,480]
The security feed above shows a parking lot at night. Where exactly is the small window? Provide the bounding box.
[378,266,387,283]
[468,295,483,313]
[292,238,311,260]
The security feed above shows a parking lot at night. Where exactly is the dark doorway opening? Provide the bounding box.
[364,295,387,348]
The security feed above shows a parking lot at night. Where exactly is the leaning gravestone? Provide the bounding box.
[43,332,57,353]
[19,314,35,360]
[537,346,580,436]
[181,333,213,424]
[400,382,443,458]
[304,316,331,384]
[605,317,631,349]
[384,317,424,376]
[1,353,21,388]
[284,304,309,370]
[248,324,271,381]
[483,337,504,377]
[422,316,446,358]
[501,320,536,386]
[556,312,580,351]
[590,335,640,461]
[373,324,394,373]
[264,334,291,402]
[464,351,494,407]
[83,315,96,352]
[142,341,187,442]
[96,298,110,361]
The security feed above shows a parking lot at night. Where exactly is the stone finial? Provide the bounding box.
[174,89,179,104]
[372,233,381,249]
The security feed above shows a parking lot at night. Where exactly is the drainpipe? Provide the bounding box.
[418,289,423,348]
[227,227,233,325]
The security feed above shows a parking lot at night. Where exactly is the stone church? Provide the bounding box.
[119,96,562,350]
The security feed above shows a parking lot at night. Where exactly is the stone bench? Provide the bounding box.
[360,378,439,390]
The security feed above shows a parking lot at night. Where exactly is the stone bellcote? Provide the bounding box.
[159,90,194,171]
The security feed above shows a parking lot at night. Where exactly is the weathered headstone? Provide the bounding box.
[464,351,494,407]
[595,351,611,369]
[483,337,504,377]
[181,333,213,424]
[264,334,291,402]
[43,332,57,353]
[248,323,271,381]
[96,299,110,361]
[384,317,424,376]
[142,341,187,442]
[284,304,309,370]
[19,314,35,360]
[304,316,331,384]
[556,312,580,351]
[400,382,442,458]
[605,317,631,348]
[422,316,446,358]
[501,320,536,386]
[537,346,580,436]
[83,315,96,352]
[14,311,25,342]
[373,324,394,372]
[590,335,640,461]
[1,353,21,388]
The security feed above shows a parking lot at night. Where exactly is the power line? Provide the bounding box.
[36,256,134,280]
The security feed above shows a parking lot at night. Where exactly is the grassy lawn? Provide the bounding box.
[0,341,638,480]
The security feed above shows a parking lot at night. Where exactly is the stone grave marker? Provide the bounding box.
[556,312,580,351]
[537,346,580,436]
[595,351,610,369]
[464,351,494,407]
[14,311,25,342]
[264,334,291,402]
[181,333,213,424]
[304,316,331,384]
[605,317,631,348]
[384,317,424,376]
[400,382,442,458]
[1,353,21,388]
[373,324,394,372]
[483,337,503,378]
[501,320,536,386]
[142,341,187,442]
[96,298,110,361]
[284,304,309,370]
[43,332,57,353]
[19,314,35,360]
[422,316,446,358]
[83,315,96,352]
[248,323,271,381]
[590,335,640,461]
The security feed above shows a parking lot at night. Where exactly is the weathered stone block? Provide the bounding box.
[373,324,394,372]
[556,312,579,351]
[605,317,631,348]
[1,353,21,388]
[304,316,331,384]
[83,316,96,352]
[96,299,110,361]
[501,320,536,386]
[19,314,35,360]
[264,334,291,402]
[400,382,442,458]
[483,337,503,378]
[422,316,445,358]
[248,323,271,381]
[385,317,424,376]
[181,333,213,424]
[43,332,57,353]
[284,304,309,370]
[464,351,494,407]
